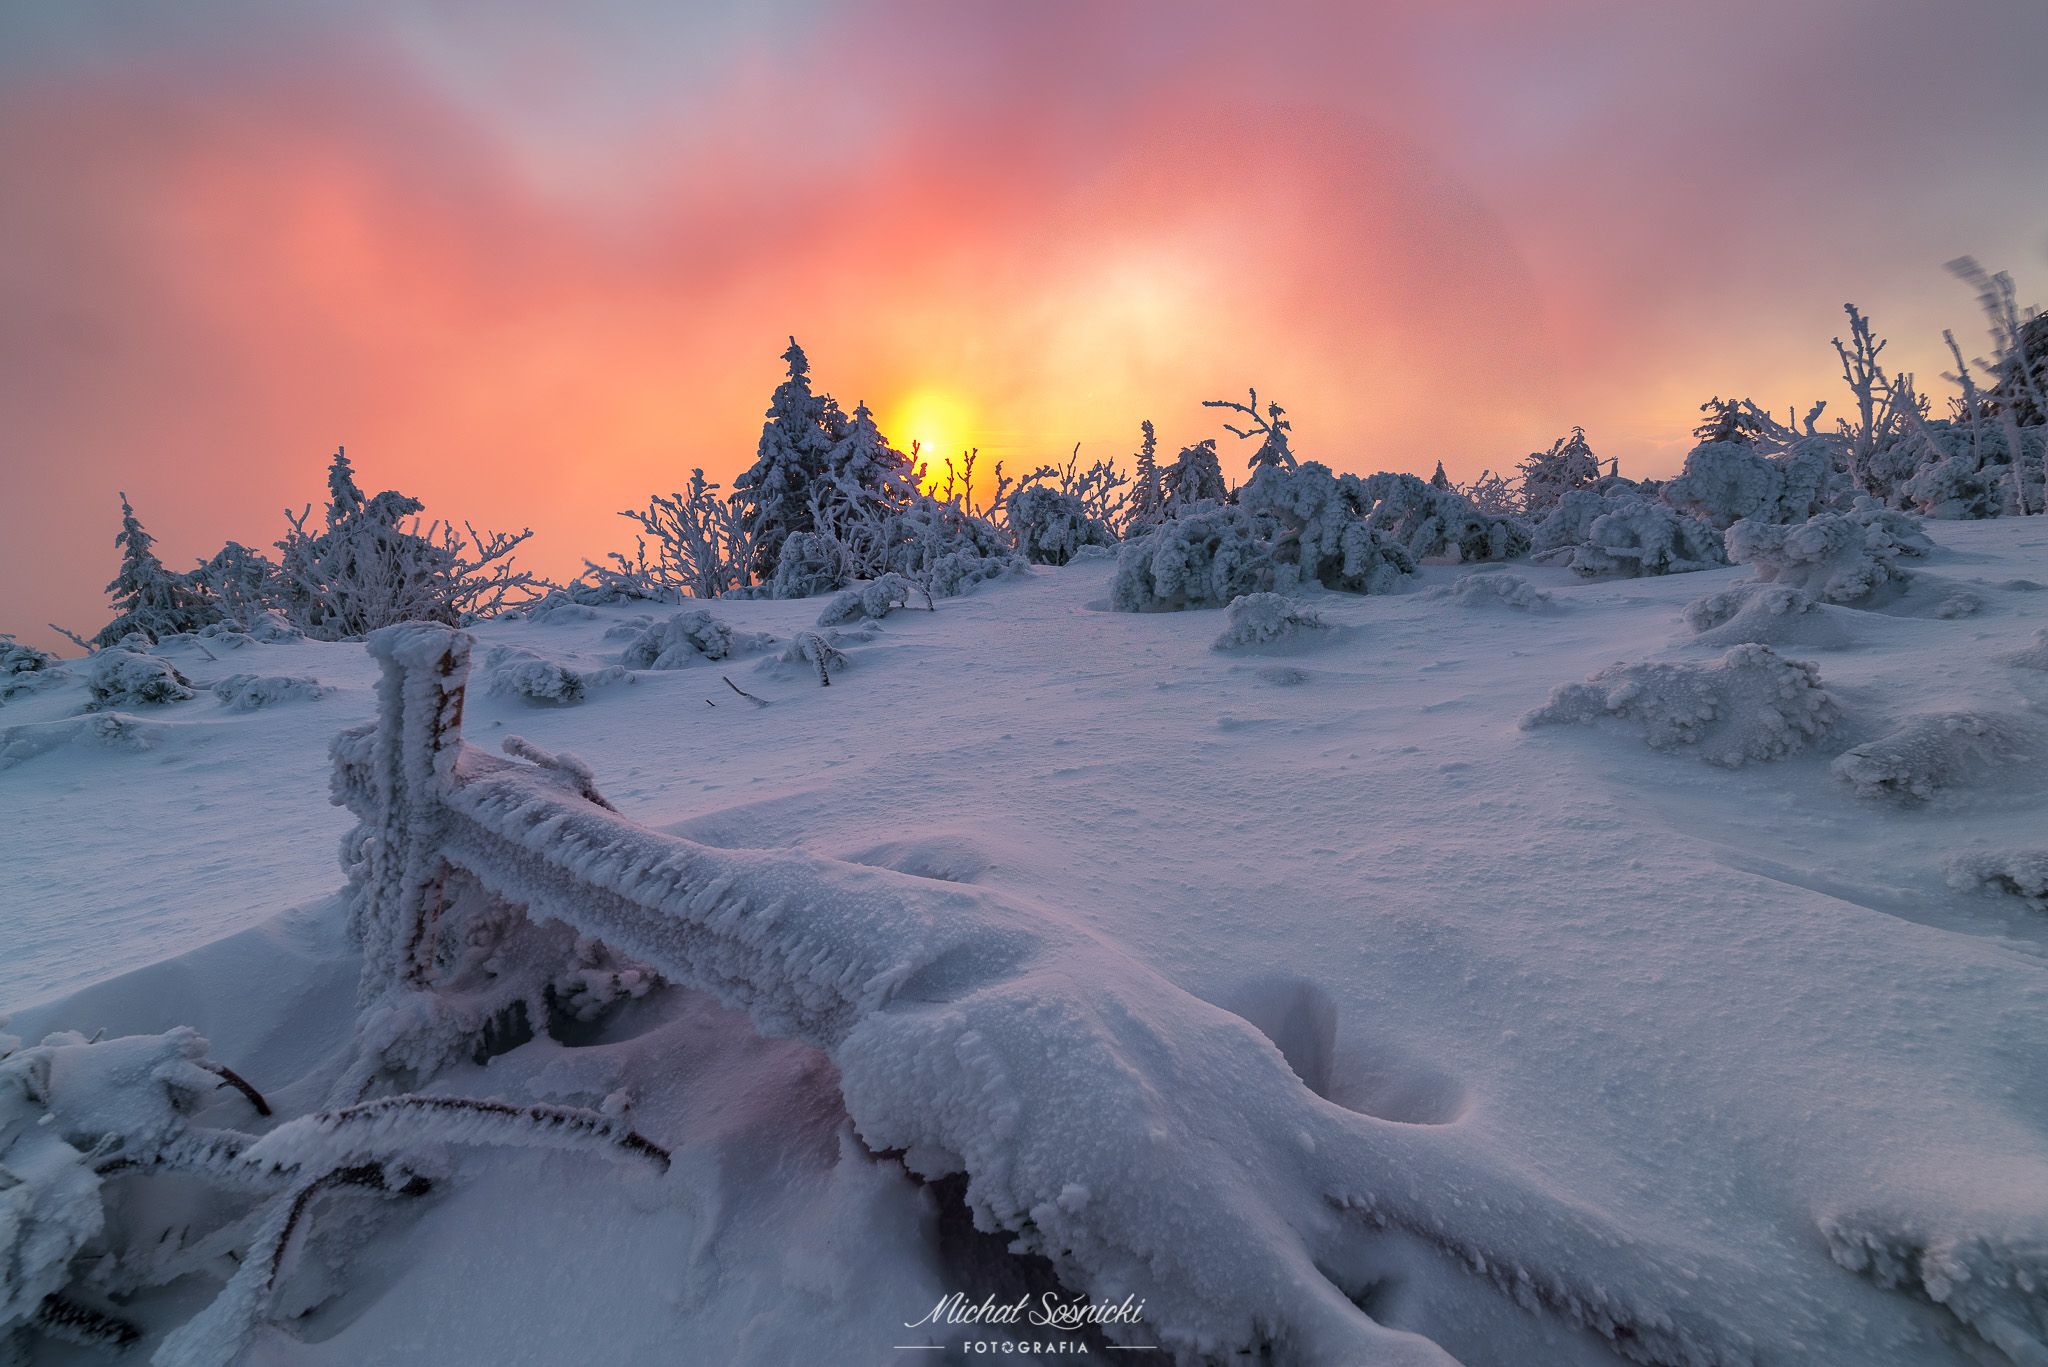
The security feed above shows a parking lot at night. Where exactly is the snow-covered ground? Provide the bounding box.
[4,517,2047,1365]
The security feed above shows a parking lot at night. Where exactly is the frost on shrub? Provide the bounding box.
[483,646,627,705]
[212,674,332,711]
[1681,585,1851,650]
[1212,593,1330,651]
[1946,850,2048,912]
[818,573,916,625]
[1663,437,1841,529]
[1831,712,2037,802]
[1,634,58,701]
[1112,506,1279,612]
[767,530,847,599]
[85,650,194,708]
[1725,511,1913,606]
[1237,464,1415,594]
[1565,500,1726,578]
[1006,486,1113,567]
[1873,420,2045,519]
[1432,572,1555,612]
[1352,471,1530,563]
[1522,644,1837,767]
[617,608,768,670]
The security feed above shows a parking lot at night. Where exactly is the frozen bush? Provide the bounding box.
[767,531,847,599]
[1725,512,1912,605]
[1565,500,1726,578]
[1874,420,2045,519]
[1007,486,1113,566]
[1112,505,1279,612]
[617,608,768,670]
[1946,850,2048,911]
[1681,585,1851,650]
[771,630,848,686]
[1433,572,1554,611]
[1352,471,1530,563]
[875,497,1021,601]
[817,573,915,625]
[85,650,194,708]
[1522,643,1838,767]
[483,646,627,705]
[1238,465,1415,594]
[1663,437,1840,529]
[1831,712,2037,802]
[212,674,331,710]
[1,634,58,700]
[1212,593,1330,650]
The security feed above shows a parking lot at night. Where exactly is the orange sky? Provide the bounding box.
[3,0,2045,649]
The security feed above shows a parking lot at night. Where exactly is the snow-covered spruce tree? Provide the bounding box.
[1429,460,1452,490]
[275,448,545,640]
[1007,484,1114,566]
[731,337,840,582]
[817,400,919,541]
[1129,420,1165,531]
[1205,389,1296,471]
[1517,427,1601,515]
[92,493,218,647]
[1159,439,1228,514]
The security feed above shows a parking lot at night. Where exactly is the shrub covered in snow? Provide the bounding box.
[1522,643,1838,767]
[1,634,58,700]
[1946,849,2048,911]
[1663,437,1839,529]
[1352,471,1530,563]
[1212,593,1330,650]
[483,646,627,705]
[1237,464,1416,594]
[1432,571,1555,612]
[1870,420,2045,519]
[766,530,847,599]
[616,608,768,670]
[211,673,331,711]
[1112,505,1279,612]
[1007,485,1113,566]
[1562,498,1727,578]
[817,573,916,625]
[84,650,194,708]
[1725,511,1916,605]
[1831,711,2036,801]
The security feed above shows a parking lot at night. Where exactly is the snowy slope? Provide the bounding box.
[3,518,2046,1365]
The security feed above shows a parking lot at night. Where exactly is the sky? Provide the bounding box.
[3,0,2046,649]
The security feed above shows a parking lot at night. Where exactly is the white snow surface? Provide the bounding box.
[3,518,2047,1365]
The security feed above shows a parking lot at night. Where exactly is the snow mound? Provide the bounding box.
[1564,499,1726,578]
[1212,593,1331,651]
[482,645,629,705]
[0,713,165,771]
[1522,644,1838,767]
[2001,629,2048,671]
[1725,511,1917,606]
[1430,571,1555,612]
[85,650,195,709]
[617,609,771,669]
[1681,585,1853,650]
[817,573,915,626]
[211,673,332,711]
[1946,849,2048,912]
[1831,712,2040,802]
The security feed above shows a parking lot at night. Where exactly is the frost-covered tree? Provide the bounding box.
[1159,439,1228,514]
[276,448,544,640]
[191,541,279,628]
[93,493,218,647]
[821,400,919,515]
[732,337,839,580]
[1429,460,1451,490]
[1353,471,1529,563]
[1129,420,1164,529]
[600,469,757,601]
[1693,397,1786,446]
[1516,428,1601,515]
[1205,389,1295,471]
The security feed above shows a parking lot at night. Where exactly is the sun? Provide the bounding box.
[884,387,977,476]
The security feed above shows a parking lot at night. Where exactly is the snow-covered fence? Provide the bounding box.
[326,623,2020,1366]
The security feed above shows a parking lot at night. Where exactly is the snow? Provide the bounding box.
[3,517,2047,1365]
